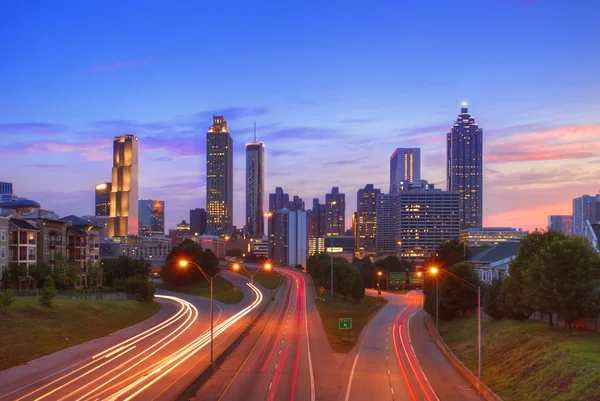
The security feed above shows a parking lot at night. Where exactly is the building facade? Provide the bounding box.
[61,215,101,286]
[206,116,233,236]
[0,217,9,277]
[245,142,265,236]
[447,104,483,229]
[286,210,308,268]
[28,217,66,271]
[573,195,597,237]
[356,184,380,257]
[548,215,573,236]
[83,215,109,240]
[140,236,173,267]
[199,235,226,258]
[138,199,165,237]
[325,187,345,236]
[268,187,290,258]
[7,219,38,269]
[582,221,600,253]
[95,182,112,217]
[390,148,421,194]
[190,208,207,236]
[376,193,399,257]
[108,135,139,237]
[460,227,526,247]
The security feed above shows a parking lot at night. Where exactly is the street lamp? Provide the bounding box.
[429,267,482,380]
[232,262,272,321]
[377,271,383,298]
[179,259,218,371]
[223,235,230,259]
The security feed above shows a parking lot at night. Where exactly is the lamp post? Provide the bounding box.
[429,266,482,379]
[377,271,382,297]
[232,262,272,321]
[179,260,218,371]
[224,235,230,260]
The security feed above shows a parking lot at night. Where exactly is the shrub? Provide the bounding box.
[483,277,505,320]
[39,275,57,308]
[0,289,15,307]
[137,280,155,303]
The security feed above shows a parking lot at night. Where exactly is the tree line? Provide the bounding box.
[306,253,365,302]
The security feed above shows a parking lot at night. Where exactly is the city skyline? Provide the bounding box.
[1,1,599,231]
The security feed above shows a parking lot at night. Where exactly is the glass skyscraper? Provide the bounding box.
[108,135,139,237]
[447,104,483,229]
[95,182,111,216]
[206,116,233,236]
[325,187,345,236]
[356,184,380,256]
[390,148,420,194]
[245,141,265,236]
[138,199,165,237]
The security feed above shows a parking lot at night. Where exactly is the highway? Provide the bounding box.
[343,290,484,401]
[206,267,315,401]
[0,271,265,401]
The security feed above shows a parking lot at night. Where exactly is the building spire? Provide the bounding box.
[253,121,257,142]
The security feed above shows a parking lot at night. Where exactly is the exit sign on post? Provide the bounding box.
[339,318,352,330]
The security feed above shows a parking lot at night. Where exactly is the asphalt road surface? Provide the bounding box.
[343,290,484,401]
[0,270,265,401]
[212,267,315,401]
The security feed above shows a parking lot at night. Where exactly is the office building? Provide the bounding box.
[325,235,354,262]
[198,235,226,258]
[573,195,597,236]
[447,104,483,229]
[0,182,13,196]
[108,135,139,237]
[308,237,325,256]
[376,181,461,261]
[272,209,307,267]
[140,236,173,268]
[245,141,265,236]
[269,187,290,213]
[83,215,109,240]
[325,187,345,236]
[268,187,290,258]
[390,148,421,194]
[291,196,305,211]
[548,215,573,236]
[376,193,399,257]
[460,227,526,247]
[138,199,165,237]
[206,116,233,236]
[95,182,111,217]
[190,208,207,236]
[356,184,380,257]
[308,198,326,240]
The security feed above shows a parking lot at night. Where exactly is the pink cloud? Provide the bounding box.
[22,140,112,161]
[486,125,600,163]
[91,59,152,72]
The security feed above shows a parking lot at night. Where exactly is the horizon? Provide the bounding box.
[1,0,599,232]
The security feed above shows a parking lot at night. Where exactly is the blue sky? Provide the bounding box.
[1,0,599,231]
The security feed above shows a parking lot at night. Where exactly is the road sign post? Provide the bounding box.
[339,318,352,330]
[390,272,406,284]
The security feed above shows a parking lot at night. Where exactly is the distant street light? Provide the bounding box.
[232,262,272,321]
[179,259,217,371]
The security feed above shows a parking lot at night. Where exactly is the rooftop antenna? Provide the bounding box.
[253,121,257,142]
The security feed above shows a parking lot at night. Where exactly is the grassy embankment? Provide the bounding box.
[232,269,282,290]
[315,293,386,353]
[439,318,600,401]
[0,297,160,370]
[157,276,244,304]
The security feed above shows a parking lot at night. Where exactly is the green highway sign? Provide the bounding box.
[409,272,424,284]
[390,272,406,284]
[339,318,352,330]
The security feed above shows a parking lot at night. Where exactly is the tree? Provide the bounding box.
[137,280,155,303]
[162,240,220,286]
[351,273,365,303]
[87,261,104,287]
[546,236,600,335]
[354,256,376,289]
[227,249,243,258]
[0,289,15,307]
[65,260,82,288]
[426,262,480,320]
[244,252,259,263]
[483,277,505,320]
[428,239,471,269]
[39,275,57,308]
[29,262,51,288]
[53,252,68,289]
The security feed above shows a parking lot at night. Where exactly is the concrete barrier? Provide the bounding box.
[423,314,503,401]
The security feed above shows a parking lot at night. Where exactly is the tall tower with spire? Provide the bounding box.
[446,103,483,229]
[206,116,233,236]
[245,123,265,236]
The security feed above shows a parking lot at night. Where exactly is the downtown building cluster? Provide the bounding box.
[548,193,600,253]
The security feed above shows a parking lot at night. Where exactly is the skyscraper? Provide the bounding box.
[268,187,290,214]
[0,182,13,196]
[356,184,381,257]
[108,135,139,237]
[95,182,112,217]
[268,187,290,259]
[447,104,483,229]
[573,195,597,236]
[138,199,165,237]
[548,215,573,236]
[325,187,345,236]
[245,141,265,236]
[376,193,398,257]
[190,208,207,236]
[206,116,234,236]
[390,148,420,194]
[290,195,305,211]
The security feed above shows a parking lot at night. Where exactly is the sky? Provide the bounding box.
[1,0,600,232]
